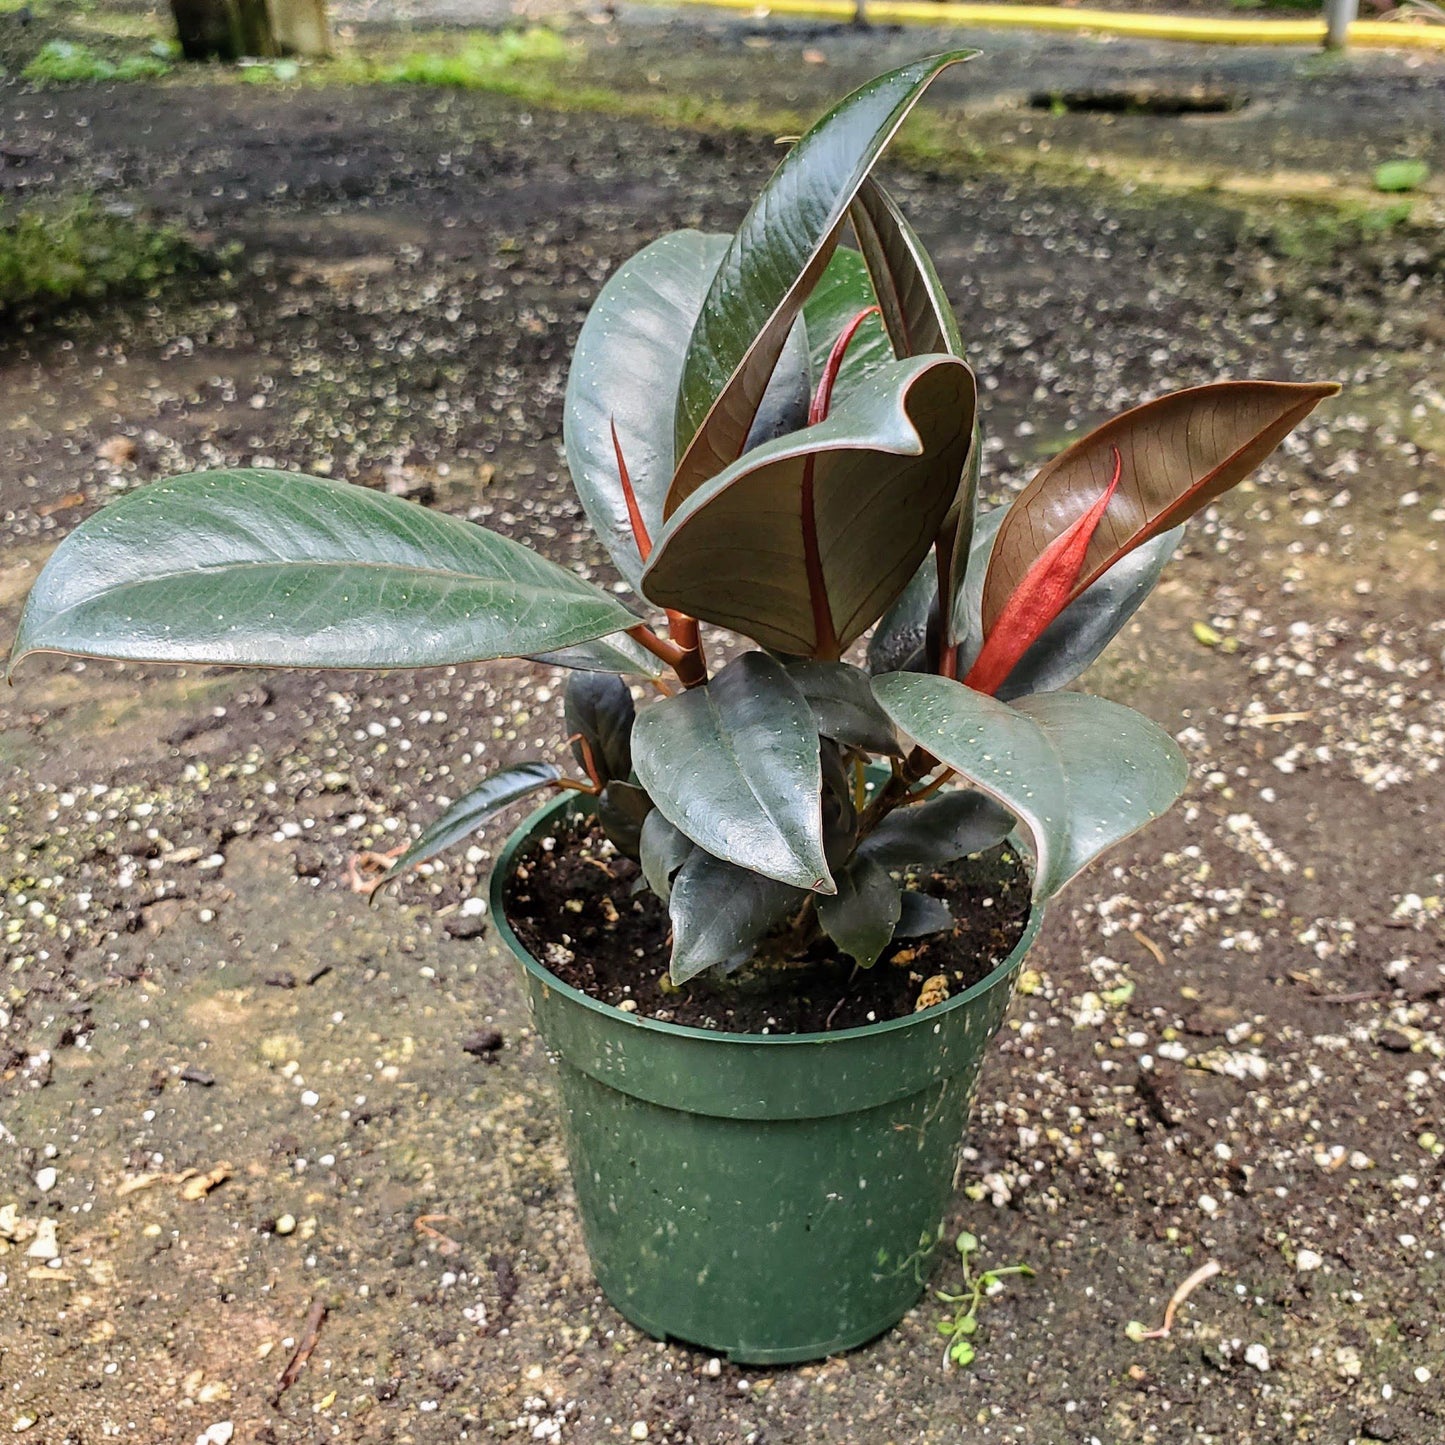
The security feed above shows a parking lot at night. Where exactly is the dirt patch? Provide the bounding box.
[503,815,1031,1032]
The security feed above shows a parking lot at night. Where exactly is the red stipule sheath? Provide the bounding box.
[612,420,652,562]
[963,446,1123,696]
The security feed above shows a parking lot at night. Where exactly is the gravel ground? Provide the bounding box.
[0,11,1443,1445]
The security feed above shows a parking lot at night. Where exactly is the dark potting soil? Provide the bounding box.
[503,816,1032,1034]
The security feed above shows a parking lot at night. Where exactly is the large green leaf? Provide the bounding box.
[954,510,1184,698]
[9,470,637,672]
[848,177,962,359]
[866,550,935,676]
[872,672,1070,898]
[817,856,900,968]
[381,761,561,883]
[564,230,729,589]
[801,247,893,404]
[643,356,974,658]
[564,672,635,784]
[979,380,1338,636]
[596,779,652,856]
[639,808,692,903]
[630,651,834,892]
[993,526,1183,700]
[783,659,902,755]
[937,426,982,649]
[950,503,1007,650]
[668,51,975,511]
[529,632,663,679]
[743,316,813,452]
[848,174,979,649]
[1012,692,1186,889]
[859,787,1014,868]
[668,848,803,983]
[894,891,954,938]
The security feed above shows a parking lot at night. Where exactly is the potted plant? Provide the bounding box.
[8,51,1335,1364]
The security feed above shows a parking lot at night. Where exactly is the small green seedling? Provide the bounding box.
[935,1231,1034,1370]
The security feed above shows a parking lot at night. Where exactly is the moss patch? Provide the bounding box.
[0,197,199,316]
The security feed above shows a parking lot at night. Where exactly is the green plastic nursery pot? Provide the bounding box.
[490,789,1043,1365]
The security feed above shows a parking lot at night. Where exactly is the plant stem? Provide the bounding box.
[665,610,709,688]
[626,623,690,672]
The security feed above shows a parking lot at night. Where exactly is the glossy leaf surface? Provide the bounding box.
[382,761,561,882]
[564,672,635,784]
[847,176,978,645]
[980,380,1338,635]
[994,526,1183,700]
[893,890,955,939]
[801,247,894,404]
[817,856,901,967]
[10,470,636,672]
[596,780,652,856]
[639,808,692,903]
[954,508,1181,698]
[872,672,1070,898]
[742,317,812,452]
[784,659,902,755]
[668,848,803,984]
[866,550,936,676]
[859,787,1014,869]
[668,51,974,510]
[1013,691,1187,890]
[848,176,962,358]
[631,652,834,892]
[564,230,729,588]
[643,356,974,657]
[528,631,663,679]
[936,426,982,649]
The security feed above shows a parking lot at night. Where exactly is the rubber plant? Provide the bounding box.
[8,52,1337,991]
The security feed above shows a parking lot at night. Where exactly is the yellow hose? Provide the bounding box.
[649,0,1445,53]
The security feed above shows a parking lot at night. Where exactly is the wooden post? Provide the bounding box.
[270,0,331,58]
[1324,0,1359,49]
[170,0,329,61]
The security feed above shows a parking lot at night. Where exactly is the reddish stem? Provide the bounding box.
[566,731,605,793]
[627,622,708,690]
[611,422,707,687]
[625,624,688,669]
[809,305,881,426]
[666,610,709,688]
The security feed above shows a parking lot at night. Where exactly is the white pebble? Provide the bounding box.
[1244,1343,1271,1372]
[1295,1249,1323,1272]
[299,1091,319,1109]
[630,1424,649,1441]
[34,1167,57,1193]
[1415,1367,1431,1384]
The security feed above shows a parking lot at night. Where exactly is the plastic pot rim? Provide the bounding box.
[488,785,1043,1052]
